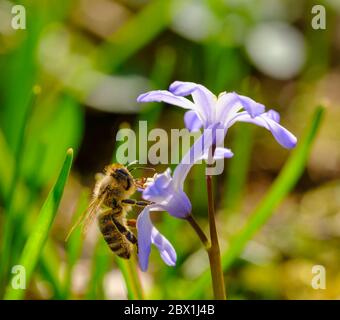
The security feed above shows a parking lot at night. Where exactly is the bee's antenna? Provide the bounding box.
[130,167,156,173]
[127,160,139,168]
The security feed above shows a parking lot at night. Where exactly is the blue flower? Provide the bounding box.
[137,203,177,271]
[138,81,297,149]
[137,130,234,271]
[142,168,192,219]
[136,81,297,271]
[137,162,195,271]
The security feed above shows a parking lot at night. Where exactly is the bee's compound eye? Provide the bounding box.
[115,169,129,179]
[115,168,132,190]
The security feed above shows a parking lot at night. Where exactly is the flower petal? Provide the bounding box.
[142,168,192,219]
[200,147,234,160]
[238,94,266,118]
[229,111,297,149]
[137,90,195,110]
[216,92,266,126]
[137,205,177,271]
[151,227,177,266]
[216,92,242,126]
[173,123,221,189]
[165,189,192,218]
[169,81,216,101]
[263,117,297,149]
[143,169,172,202]
[137,206,153,271]
[169,81,216,125]
[267,109,280,122]
[184,110,203,132]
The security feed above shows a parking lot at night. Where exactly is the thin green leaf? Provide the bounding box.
[111,140,144,300]
[127,257,144,300]
[0,88,37,288]
[223,124,254,211]
[86,239,111,300]
[99,0,172,71]
[63,189,89,299]
[39,242,64,299]
[115,258,142,300]
[0,130,14,199]
[4,148,73,300]
[188,106,325,299]
[0,130,63,298]
[138,46,177,129]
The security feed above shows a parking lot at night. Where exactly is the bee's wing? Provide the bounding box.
[65,196,104,241]
[80,196,105,235]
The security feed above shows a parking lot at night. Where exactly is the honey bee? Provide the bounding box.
[67,163,150,259]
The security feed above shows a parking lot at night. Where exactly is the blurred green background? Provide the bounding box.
[0,0,339,299]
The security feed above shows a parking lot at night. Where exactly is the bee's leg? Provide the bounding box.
[134,178,147,190]
[121,199,150,207]
[112,217,138,245]
[127,219,136,228]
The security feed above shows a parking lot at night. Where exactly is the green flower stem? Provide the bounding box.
[186,214,210,250]
[187,106,325,299]
[206,159,226,300]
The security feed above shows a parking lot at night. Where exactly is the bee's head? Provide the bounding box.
[111,166,134,192]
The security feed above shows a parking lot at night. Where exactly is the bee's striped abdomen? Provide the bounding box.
[98,209,132,259]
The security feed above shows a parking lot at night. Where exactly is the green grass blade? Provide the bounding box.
[86,239,111,300]
[0,88,38,289]
[99,0,171,71]
[0,131,14,199]
[39,242,64,299]
[115,258,142,300]
[188,106,325,299]
[111,144,144,300]
[4,148,73,300]
[0,130,63,297]
[63,189,89,299]
[137,46,176,129]
[223,124,254,211]
[128,258,144,300]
